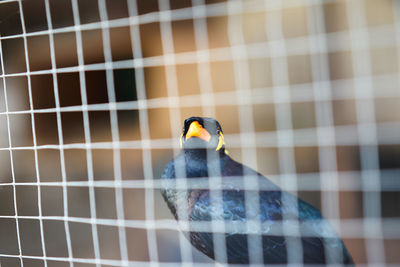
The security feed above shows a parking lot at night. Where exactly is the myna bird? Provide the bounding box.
[161,116,353,265]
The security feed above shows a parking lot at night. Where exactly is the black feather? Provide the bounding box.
[161,117,354,265]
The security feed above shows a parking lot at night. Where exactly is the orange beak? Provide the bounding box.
[185,121,211,142]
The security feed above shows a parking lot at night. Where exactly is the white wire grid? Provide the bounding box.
[0,0,399,266]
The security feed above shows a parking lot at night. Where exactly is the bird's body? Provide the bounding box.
[161,117,353,265]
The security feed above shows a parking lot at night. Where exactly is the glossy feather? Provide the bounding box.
[161,117,354,265]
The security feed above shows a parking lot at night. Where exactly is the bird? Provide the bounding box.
[161,116,354,265]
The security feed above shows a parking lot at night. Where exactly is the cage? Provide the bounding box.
[0,0,399,266]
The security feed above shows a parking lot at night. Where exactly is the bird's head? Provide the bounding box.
[180,117,228,153]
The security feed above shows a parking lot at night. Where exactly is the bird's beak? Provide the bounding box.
[185,121,211,142]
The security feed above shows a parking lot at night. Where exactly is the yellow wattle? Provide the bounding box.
[216,133,225,151]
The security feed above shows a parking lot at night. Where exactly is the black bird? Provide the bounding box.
[161,117,354,265]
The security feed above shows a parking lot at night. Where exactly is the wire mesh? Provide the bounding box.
[0,0,399,266]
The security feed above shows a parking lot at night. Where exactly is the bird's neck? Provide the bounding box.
[183,148,225,162]
[182,148,227,178]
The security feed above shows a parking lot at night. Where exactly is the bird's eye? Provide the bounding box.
[216,129,221,135]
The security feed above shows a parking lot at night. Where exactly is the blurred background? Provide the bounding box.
[0,0,399,266]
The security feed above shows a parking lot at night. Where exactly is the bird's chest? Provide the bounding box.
[183,160,211,178]
[189,190,248,221]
